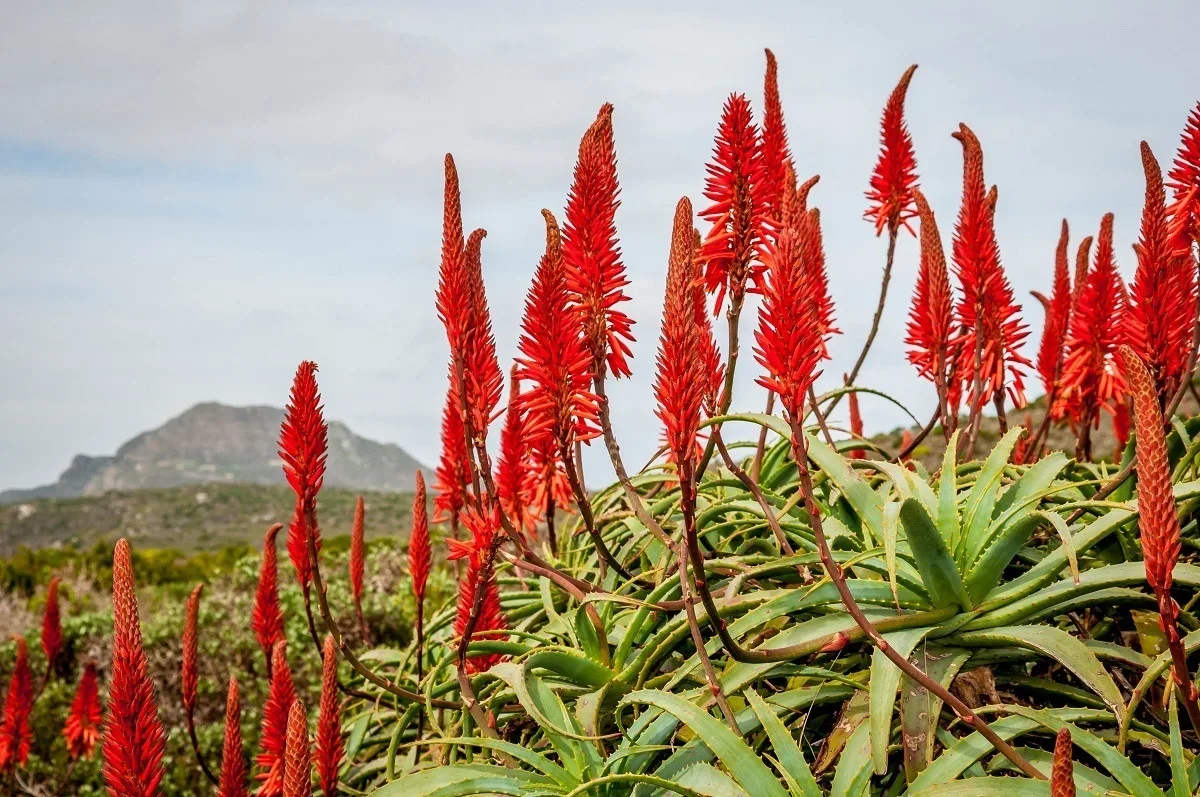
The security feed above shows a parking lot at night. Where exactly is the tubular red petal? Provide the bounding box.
[255,641,297,797]
[349,496,365,610]
[0,636,33,771]
[409,471,431,603]
[905,189,954,386]
[1050,727,1075,797]
[279,361,327,588]
[41,576,62,672]
[760,48,793,242]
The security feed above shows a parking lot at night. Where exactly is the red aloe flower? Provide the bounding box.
[449,507,507,674]
[64,661,103,760]
[255,640,297,797]
[461,228,504,437]
[864,64,920,237]
[516,210,602,461]
[654,197,714,471]
[1119,344,1199,714]
[435,154,469,356]
[0,636,33,771]
[691,227,725,418]
[316,635,343,796]
[252,524,285,667]
[1050,727,1075,797]
[754,201,825,422]
[219,676,248,797]
[759,48,793,243]
[1036,221,1074,397]
[41,576,63,674]
[282,701,311,797]
[1055,214,1128,433]
[181,583,202,718]
[905,189,955,396]
[699,93,769,311]
[1127,142,1198,407]
[349,496,366,636]
[847,388,865,459]
[279,361,328,589]
[563,104,636,380]
[950,124,1030,409]
[103,538,167,797]
[1167,101,1200,247]
[432,372,471,524]
[409,471,431,605]
[495,370,537,535]
[522,430,573,531]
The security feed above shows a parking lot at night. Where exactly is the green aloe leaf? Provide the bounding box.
[958,427,1025,567]
[369,763,555,796]
[744,689,822,797]
[869,627,934,774]
[621,689,789,797]
[899,498,970,610]
[952,626,1125,721]
[906,778,1050,796]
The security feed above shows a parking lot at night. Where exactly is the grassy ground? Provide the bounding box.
[0,484,417,554]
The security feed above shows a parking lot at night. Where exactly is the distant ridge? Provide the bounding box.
[1,402,426,503]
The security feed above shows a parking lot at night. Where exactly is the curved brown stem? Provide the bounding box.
[828,227,898,416]
[895,407,941,463]
[306,530,460,709]
[750,391,776,481]
[697,294,745,475]
[185,709,218,786]
[712,428,794,557]
[595,376,673,548]
[785,419,1044,780]
[562,443,632,580]
[678,464,739,731]
[807,385,836,447]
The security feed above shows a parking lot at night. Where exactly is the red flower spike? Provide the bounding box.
[495,370,537,535]
[654,198,713,470]
[433,372,471,523]
[1119,345,1182,599]
[349,495,365,623]
[690,227,725,418]
[435,154,470,357]
[905,189,955,389]
[516,210,602,460]
[1128,142,1197,407]
[754,201,826,421]
[64,661,103,760]
[103,539,167,797]
[1050,727,1075,797]
[282,701,312,797]
[41,575,63,673]
[181,583,202,717]
[563,104,636,380]
[760,49,793,242]
[699,93,769,310]
[1167,102,1200,246]
[865,65,920,237]
[950,124,1030,409]
[252,524,285,665]
[409,471,431,604]
[452,508,507,674]
[0,636,33,771]
[847,388,865,459]
[461,228,504,436]
[805,208,839,352]
[255,640,297,797]
[1056,214,1128,429]
[279,361,327,589]
[316,636,343,796]
[1036,221,1074,396]
[218,676,248,797]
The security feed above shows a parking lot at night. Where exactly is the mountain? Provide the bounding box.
[1,402,426,504]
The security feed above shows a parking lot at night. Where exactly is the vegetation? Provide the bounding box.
[3,46,1200,797]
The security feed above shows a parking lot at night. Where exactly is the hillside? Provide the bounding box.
[1,402,426,503]
[0,483,417,554]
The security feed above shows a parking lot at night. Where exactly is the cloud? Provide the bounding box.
[1,0,1198,489]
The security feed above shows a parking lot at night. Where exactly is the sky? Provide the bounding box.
[2,1,1198,491]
